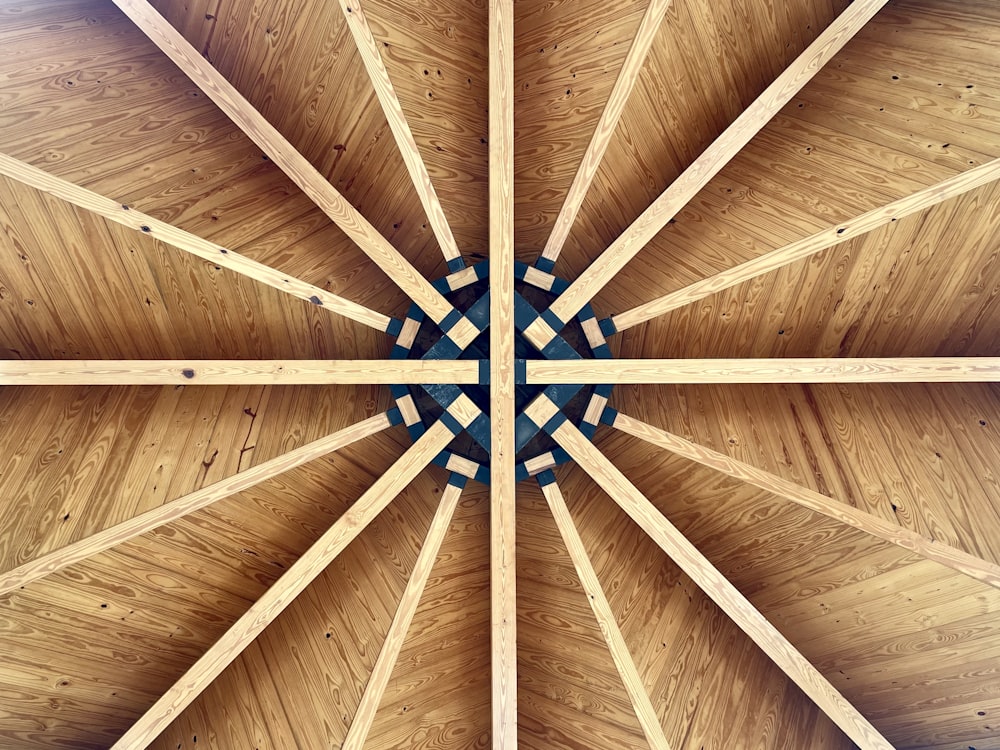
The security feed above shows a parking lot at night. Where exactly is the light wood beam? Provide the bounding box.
[613,411,1000,590]
[539,476,672,750]
[0,412,395,596]
[545,404,894,750]
[338,0,462,266]
[111,417,459,748]
[611,157,1000,331]
[539,0,673,265]
[0,153,393,333]
[0,359,480,386]
[342,479,464,749]
[527,358,1000,384]
[489,0,517,745]
[525,0,888,349]
[111,0,479,349]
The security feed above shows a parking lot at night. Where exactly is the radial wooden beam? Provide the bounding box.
[489,0,517,745]
[0,411,395,596]
[523,0,888,350]
[539,0,673,266]
[613,411,1000,591]
[0,359,480,386]
[112,413,467,748]
[338,0,463,267]
[542,402,895,750]
[342,478,464,750]
[527,358,1000,384]
[111,0,479,349]
[0,153,393,333]
[538,475,672,750]
[610,157,1000,331]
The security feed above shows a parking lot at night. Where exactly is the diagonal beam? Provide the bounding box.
[612,411,1000,590]
[523,0,888,351]
[0,411,397,596]
[538,400,895,749]
[610,157,1000,331]
[342,475,465,750]
[111,404,477,748]
[0,153,394,333]
[527,357,1000,384]
[338,0,463,268]
[111,0,479,349]
[537,473,672,750]
[489,0,517,745]
[538,0,673,267]
[0,359,480,386]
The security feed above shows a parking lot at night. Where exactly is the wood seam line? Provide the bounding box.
[525,357,1000,384]
[338,0,462,264]
[111,0,475,346]
[111,419,455,749]
[542,0,889,334]
[0,412,395,597]
[539,478,672,750]
[545,406,895,749]
[540,0,673,265]
[0,153,393,333]
[342,480,464,750]
[611,157,1000,330]
[489,0,516,745]
[0,359,481,386]
[612,411,1000,590]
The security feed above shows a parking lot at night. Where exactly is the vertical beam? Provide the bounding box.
[343,477,465,749]
[489,0,517,744]
[538,474,672,749]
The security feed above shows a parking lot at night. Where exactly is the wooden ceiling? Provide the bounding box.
[2,0,1000,748]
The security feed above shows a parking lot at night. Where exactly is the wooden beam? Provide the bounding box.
[527,358,1000,384]
[539,476,672,750]
[544,404,894,750]
[111,0,479,349]
[611,157,1000,331]
[526,0,888,348]
[111,417,459,748]
[342,479,464,749]
[0,359,480,386]
[0,412,395,596]
[539,0,673,266]
[0,153,393,333]
[338,0,463,266]
[489,0,517,745]
[613,411,1000,591]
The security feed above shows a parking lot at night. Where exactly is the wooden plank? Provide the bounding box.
[526,358,1000,384]
[539,0,673,265]
[0,153,393,334]
[110,0,479,348]
[611,157,1000,331]
[489,0,516,746]
[341,479,464,749]
[0,412,395,596]
[539,477,672,750]
[111,418,457,749]
[545,404,895,750]
[338,0,462,265]
[612,410,1000,591]
[0,359,480,386]
[528,0,889,347]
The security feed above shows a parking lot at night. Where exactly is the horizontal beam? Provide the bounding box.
[611,157,1000,331]
[613,411,1000,591]
[0,360,480,386]
[0,153,393,333]
[0,412,395,596]
[527,358,1000,384]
